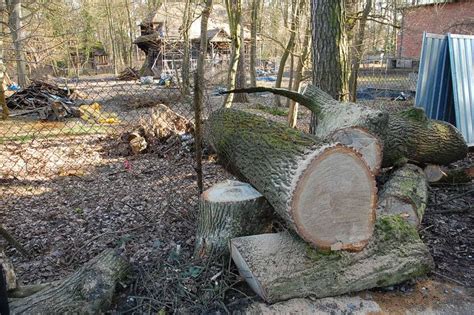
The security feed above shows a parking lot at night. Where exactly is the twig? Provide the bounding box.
[431,206,473,214]
[432,271,466,287]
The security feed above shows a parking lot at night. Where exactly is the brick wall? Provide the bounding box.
[398,1,474,59]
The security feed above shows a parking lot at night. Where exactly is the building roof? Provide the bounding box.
[140,3,251,41]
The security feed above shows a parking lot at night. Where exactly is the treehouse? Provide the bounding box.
[134,3,257,77]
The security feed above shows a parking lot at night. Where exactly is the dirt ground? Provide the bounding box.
[0,91,473,313]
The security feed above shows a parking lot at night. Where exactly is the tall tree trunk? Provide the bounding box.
[7,0,27,87]
[181,0,193,96]
[288,25,310,128]
[0,0,9,119]
[105,0,118,76]
[223,0,242,107]
[233,18,248,103]
[124,0,134,68]
[194,0,213,193]
[249,0,260,87]
[348,0,372,101]
[274,0,303,106]
[310,0,349,133]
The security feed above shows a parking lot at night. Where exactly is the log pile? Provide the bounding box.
[197,87,468,304]
[6,80,78,120]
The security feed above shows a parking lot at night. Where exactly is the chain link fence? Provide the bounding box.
[0,60,419,311]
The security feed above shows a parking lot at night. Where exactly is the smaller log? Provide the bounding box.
[328,127,382,174]
[424,165,472,184]
[194,180,273,258]
[9,249,130,314]
[378,164,428,227]
[231,216,433,303]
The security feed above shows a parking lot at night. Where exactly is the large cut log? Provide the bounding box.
[221,86,468,167]
[207,109,377,251]
[9,249,130,314]
[378,164,428,227]
[230,216,434,303]
[194,180,273,258]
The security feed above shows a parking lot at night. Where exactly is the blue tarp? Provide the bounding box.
[416,32,474,146]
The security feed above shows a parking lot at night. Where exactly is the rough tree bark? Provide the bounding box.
[310,0,350,133]
[233,17,248,103]
[207,108,376,251]
[221,87,382,173]
[9,249,130,314]
[231,215,434,303]
[378,164,428,227]
[0,251,16,291]
[222,85,468,168]
[194,180,273,258]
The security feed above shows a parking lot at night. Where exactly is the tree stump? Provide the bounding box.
[194,180,273,258]
[207,109,377,251]
[10,249,130,314]
[230,216,434,303]
[378,164,428,227]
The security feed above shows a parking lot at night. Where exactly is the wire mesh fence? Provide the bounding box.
[0,62,420,311]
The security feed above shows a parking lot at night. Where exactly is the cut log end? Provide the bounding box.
[292,146,377,251]
[195,180,273,258]
[329,127,383,174]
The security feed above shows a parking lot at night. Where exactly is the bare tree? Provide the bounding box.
[223,0,242,107]
[233,16,248,103]
[0,0,9,119]
[6,0,28,86]
[181,0,193,96]
[249,0,261,87]
[274,0,304,106]
[194,0,213,193]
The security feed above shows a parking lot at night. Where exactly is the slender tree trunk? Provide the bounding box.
[181,0,193,96]
[223,0,242,107]
[288,25,310,128]
[285,52,294,107]
[348,0,372,101]
[310,0,349,133]
[194,0,213,193]
[105,0,118,76]
[249,0,260,87]
[124,0,134,68]
[274,0,303,106]
[0,0,9,119]
[233,18,248,103]
[7,0,27,87]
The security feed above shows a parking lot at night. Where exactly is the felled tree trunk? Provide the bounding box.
[10,249,130,314]
[207,109,377,251]
[194,180,273,258]
[424,164,472,184]
[221,85,468,167]
[378,164,428,227]
[219,88,382,173]
[230,216,434,303]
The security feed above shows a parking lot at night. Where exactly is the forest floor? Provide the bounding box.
[0,94,472,313]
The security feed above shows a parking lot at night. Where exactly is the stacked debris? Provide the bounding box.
[117,67,140,81]
[6,81,78,120]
